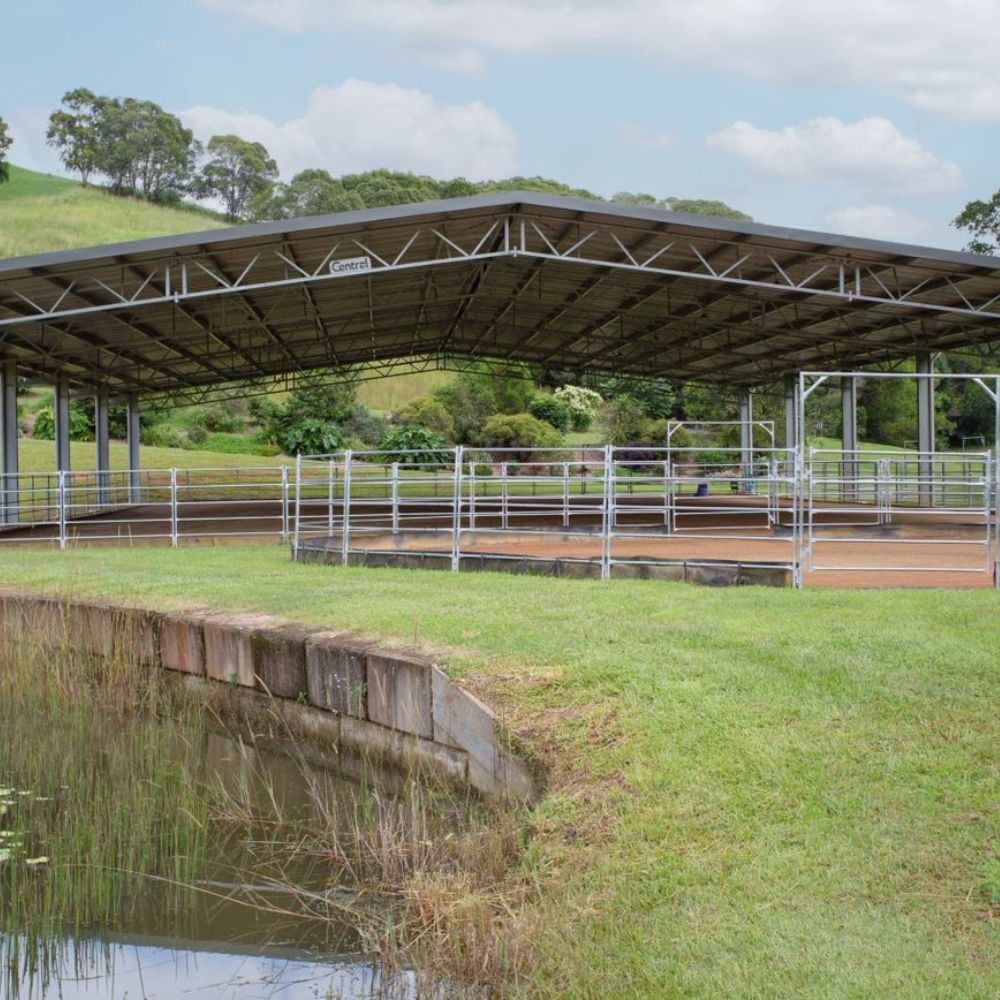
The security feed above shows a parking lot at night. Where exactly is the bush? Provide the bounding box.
[343,405,389,447]
[201,403,244,434]
[32,404,93,441]
[554,385,603,431]
[479,412,564,463]
[434,376,497,444]
[376,425,450,468]
[528,393,572,432]
[186,425,208,447]
[281,418,347,456]
[394,396,455,440]
[141,425,186,449]
[601,395,647,445]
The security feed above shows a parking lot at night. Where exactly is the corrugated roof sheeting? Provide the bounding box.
[0,193,998,395]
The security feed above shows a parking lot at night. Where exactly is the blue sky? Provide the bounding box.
[5,0,999,249]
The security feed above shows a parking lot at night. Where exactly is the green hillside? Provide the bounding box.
[0,164,225,258]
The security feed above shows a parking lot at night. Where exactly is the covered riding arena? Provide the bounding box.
[1,192,999,587]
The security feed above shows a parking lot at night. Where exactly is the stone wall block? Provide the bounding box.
[431,667,536,802]
[251,624,315,699]
[203,614,274,688]
[160,614,206,675]
[366,648,434,739]
[306,632,370,718]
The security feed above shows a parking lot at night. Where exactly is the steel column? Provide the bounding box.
[95,387,110,507]
[784,378,798,451]
[917,353,935,507]
[739,388,754,485]
[841,376,858,500]
[127,393,141,503]
[1,359,19,523]
[54,375,71,473]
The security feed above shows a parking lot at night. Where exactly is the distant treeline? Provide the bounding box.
[35,87,751,223]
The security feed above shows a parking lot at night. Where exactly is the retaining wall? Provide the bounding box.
[0,590,537,803]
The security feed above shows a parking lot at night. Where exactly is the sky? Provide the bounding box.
[4,0,999,250]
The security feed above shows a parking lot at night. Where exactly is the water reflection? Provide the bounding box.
[2,722,412,998]
[11,935,414,998]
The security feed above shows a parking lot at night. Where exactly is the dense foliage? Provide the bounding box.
[377,425,450,468]
[0,116,11,184]
[953,190,1000,255]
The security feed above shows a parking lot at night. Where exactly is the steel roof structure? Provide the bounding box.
[1,191,999,401]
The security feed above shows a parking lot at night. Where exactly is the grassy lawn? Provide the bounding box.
[0,545,996,997]
[0,165,224,258]
[15,437,289,474]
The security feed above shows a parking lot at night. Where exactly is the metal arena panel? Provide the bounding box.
[1,193,1000,402]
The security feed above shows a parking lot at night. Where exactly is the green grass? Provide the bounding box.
[0,165,225,258]
[0,545,996,997]
[13,437,289,474]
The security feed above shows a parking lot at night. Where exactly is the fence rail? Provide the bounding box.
[0,445,996,587]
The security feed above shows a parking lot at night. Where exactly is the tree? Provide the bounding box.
[953,191,1000,255]
[197,134,278,222]
[47,89,197,201]
[256,168,365,220]
[0,116,11,184]
[611,190,751,221]
[46,88,104,184]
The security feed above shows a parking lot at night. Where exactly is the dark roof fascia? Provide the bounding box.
[1,190,999,277]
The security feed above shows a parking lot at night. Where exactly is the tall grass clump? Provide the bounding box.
[0,616,211,994]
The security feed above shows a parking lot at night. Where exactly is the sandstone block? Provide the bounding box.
[306,632,370,718]
[366,647,434,739]
[252,624,313,699]
[160,614,205,675]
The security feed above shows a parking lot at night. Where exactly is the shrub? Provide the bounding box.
[141,424,185,449]
[201,403,244,433]
[343,405,389,447]
[377,425,450,469]
[479,412,564,463]
[281,418,347,456]
[32,404,93,441]
[434,376,497,444]
[554,385,603,431]
[528,393,572,432]
[186,425,208,447]
[394,396,455,440]
[601,395,647,445]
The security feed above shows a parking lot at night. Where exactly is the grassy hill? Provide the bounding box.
[0,166,449,453]
[0,164,226,258]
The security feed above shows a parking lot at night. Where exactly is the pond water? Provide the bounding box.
[0,646,457,999]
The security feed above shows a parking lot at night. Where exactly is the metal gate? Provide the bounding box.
[802,448,995,585]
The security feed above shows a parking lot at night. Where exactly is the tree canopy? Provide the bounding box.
[47,88,199,202]
[953,191,1000,255]
[196,134,278,221]
[0,116,12,184]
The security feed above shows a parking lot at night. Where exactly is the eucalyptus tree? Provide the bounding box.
[196,134,278,221]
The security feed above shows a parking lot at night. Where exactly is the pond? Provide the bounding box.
[0,633,510,998]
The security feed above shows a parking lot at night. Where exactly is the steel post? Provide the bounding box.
[127,393,141,503]
[95,387,110,508]
[54,375,71,473]
[1,359,19,524]
[341,451,352,566]
[169,468,179,547]
[917,353,935,506]
[452,446,464,571]
[391,461,400,534]
[841,376,858,501]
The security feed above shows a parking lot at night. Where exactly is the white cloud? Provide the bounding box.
[825,204,935,243]
[3,107,62,175]
[197,0,1000,121]
[179,80,518,180]
[706,116,963,195]
[620,124,673,151]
